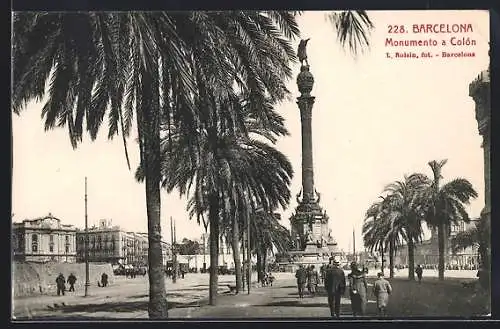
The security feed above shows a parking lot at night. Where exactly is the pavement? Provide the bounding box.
[12,271,483,320]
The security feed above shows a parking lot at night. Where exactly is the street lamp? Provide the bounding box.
[170,216,177,283]
[202,233,207,272]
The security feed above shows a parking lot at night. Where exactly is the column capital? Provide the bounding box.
[297,96,315,121]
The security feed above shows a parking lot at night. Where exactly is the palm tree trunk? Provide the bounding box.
[263,249,267,274]
[389,239,395,278]
[438,223,445,280]
[142,68,168,318]
[231,217,242,293]
[408,237,415,280]
[380,244,385,274]
[256,252,262,283]
[209,194,220,305]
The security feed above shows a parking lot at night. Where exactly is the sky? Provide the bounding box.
[11,10,489,252]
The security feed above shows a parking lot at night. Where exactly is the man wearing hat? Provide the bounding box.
[324,256,346,318]
[373,271,392,316]
[295,264,307,298]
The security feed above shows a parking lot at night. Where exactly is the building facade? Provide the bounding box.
[76,219,171,266]
[12,213,77,263]
[393,220,480,268]
[469,68,490,269]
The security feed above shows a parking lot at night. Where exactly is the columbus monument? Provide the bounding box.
[289,39,338,258]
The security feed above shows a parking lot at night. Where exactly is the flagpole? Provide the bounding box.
[353,227,356,263]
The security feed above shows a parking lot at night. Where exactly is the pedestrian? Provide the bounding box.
[415,264,423,283]
[295,265,307,298]
[56,273,66,296]
[348,262,368,317]
[320,265,325,284]
[67,273,77,292]
[101,273,108,287]
[324,256,346,318]
[373,271,392,317]
[268,272,275,287]
[307,265,320,295]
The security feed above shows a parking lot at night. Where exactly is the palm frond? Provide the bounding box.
[326,11,374,55]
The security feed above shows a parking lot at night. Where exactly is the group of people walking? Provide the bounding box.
[260,271,276,287]
[295,265,320,297]
[296,257,393,317]
[55,273,77,296]
[55,272,110,295]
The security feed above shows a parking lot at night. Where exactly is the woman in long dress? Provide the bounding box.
[348,262,368,316]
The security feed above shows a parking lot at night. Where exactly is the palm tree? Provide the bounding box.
[250,211,292,283]
[451,217,489,269]
[418,160,478,280]
[363,199,387,272]
[13,11,299,317]
[383,174,428,280]
[363,196,403,278]
[219,104,291,292]
[137,95,294,304]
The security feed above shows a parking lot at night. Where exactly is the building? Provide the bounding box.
[469,68,490,269]
[12,213,77,263]
[393,219,480,268]
[76,219,171,266]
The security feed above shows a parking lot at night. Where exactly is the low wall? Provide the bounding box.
[12,262,115,298]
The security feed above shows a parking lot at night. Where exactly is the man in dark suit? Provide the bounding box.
[324,256,346,318]
[295,265,307,298]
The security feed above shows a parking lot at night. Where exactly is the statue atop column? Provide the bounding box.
[297,38,310,66]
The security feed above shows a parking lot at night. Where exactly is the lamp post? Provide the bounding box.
[247,211,251,294]
[352,227,356,263]
[202,233,207,272]
[241,230,246,290]
[170,216,177,283]
[84,177,90,297]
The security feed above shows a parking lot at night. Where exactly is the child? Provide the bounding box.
[373,272,392,316]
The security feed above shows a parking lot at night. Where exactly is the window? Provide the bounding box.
[49,234,54,252]
[65,235,69,242]
[65,245,70,253]
[32,234,38,253]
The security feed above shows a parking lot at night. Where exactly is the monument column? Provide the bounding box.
[289,39,338,255]
[469,69,490,268]
[297,68,316,202]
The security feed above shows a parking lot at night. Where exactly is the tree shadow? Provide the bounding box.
[55,300,203,314]
[14,315,122,321]
[170,287,209,292]
[127,290,207,299]
[263,300,328,308]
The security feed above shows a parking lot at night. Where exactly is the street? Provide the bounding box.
[12,271,488,320]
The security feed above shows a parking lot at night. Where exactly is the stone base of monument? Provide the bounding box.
[303,242,319,254]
